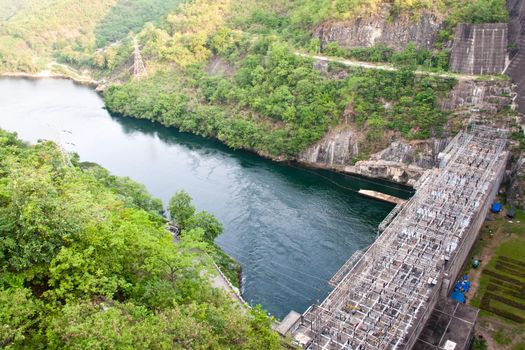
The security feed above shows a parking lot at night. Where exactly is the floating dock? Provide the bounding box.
[358,189,407,205]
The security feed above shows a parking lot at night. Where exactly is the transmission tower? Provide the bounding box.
[132,36,147,78]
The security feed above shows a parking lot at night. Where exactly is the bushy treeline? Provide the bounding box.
[449,0,508,24]
[0,0,510,73]
[105,37,453,158]
[0,129,282,349]
[0,0,117,72]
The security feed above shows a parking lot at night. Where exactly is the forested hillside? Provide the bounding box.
[102,0,459,158]
[0,129,282,349]
[0,0,511,158]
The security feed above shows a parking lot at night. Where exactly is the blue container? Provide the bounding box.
[450,291,466,303]
[491,203,502,213]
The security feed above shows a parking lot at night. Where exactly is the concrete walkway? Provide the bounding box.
[209,261,248,306]
[167,224,248,307]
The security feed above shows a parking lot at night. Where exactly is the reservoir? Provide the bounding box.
[0,77,411,318]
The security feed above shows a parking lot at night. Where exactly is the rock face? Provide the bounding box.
[449,23,508,75]
[506,0,525,114]
[440,80,514,113]
[366,139,449,168]
[299,129,449,185]
[345,161,426,186]
[298,127,358,166]
[345,139,449,186]
[507,155,525,209]
[315,8,443,51]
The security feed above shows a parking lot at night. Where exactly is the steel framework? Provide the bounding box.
[292,126,509,350]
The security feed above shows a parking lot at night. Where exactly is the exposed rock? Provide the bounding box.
[299,126,449,185]
[449,23,508,75]
[440,79,514,114]
[207,56,235,76]
[315,7,443,51]
[506,0,525,114]
[368,139,449,169]
[343,139,449,185]
[507,154,525,209]
[298,127,359,166]
[345,161,425,186]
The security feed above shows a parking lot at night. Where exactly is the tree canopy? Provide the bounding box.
[0,129,282,349]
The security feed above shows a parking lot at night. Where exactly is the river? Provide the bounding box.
[0,77,412,319]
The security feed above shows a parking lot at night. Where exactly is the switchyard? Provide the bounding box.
[287,126,509,350]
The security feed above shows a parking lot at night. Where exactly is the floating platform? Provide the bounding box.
[358,189,406,205]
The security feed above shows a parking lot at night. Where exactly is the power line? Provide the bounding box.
[287,163,415,195]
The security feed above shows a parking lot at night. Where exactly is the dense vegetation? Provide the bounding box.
[0,0,509,71]
[105,37,453,158]
[0,0,509,156]
[0,129,282,349]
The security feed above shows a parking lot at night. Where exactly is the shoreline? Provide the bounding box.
[1,71,416,190]
[1,69,98,87]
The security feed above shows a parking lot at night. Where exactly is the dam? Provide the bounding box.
[284,125,509,349]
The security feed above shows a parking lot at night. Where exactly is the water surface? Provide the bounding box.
[0,78,412,318]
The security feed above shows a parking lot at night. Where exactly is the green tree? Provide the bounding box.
[168,191,196,227]
[185,211,224,242]
[0,129,285,349]
[0,288,39,349]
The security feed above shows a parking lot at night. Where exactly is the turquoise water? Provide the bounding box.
[0,77,412,318]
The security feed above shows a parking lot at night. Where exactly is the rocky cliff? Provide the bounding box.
[315,6,443,51]
[298,78,514,185]
[506,0,525,114]
[298,127,359,166]
[345,139,449,186]
[299,136,448,186]
[507,154,525,208]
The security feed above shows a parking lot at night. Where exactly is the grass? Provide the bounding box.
[468,207,525,348]
[475,239,525,321]
[472,338,488,350]
[495,329,516,345]
[513,341,525,350]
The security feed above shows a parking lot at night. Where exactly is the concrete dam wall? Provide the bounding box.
[450,23,508,75]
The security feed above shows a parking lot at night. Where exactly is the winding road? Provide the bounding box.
[296,52,494,81]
